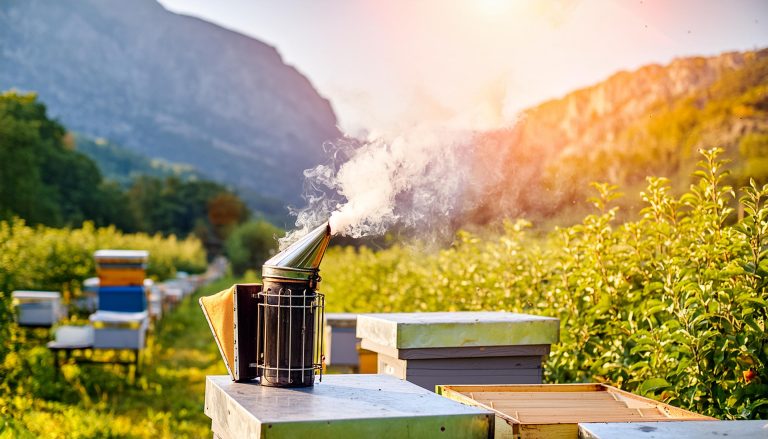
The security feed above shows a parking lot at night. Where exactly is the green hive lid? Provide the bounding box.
[262,223,331,280]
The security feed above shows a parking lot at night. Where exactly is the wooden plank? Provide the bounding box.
[407,356,543,370]
[466,391,617,401]
[377,353,407,378]
[444,383,607,394]
[410,373,543,392]
[406,369,542,379]
[520,423,578,439]
[361,339,551,360]
[607,388,713,420]
[399,344,551,360]
[472,399,635,408]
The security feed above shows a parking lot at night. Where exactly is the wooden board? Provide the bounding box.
[437,384,714,439]
[377,353,544,391]
[361,339,551,360]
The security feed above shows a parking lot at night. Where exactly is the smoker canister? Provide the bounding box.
[259,223,331,387]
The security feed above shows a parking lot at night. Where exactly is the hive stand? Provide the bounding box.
[356,312,560,391]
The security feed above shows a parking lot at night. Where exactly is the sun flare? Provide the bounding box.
[475,0,513,17]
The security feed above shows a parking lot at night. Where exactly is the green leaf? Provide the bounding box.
[639,377,671,395]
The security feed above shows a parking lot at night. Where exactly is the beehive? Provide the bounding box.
[94,249,148,286]
[436,383,713,439]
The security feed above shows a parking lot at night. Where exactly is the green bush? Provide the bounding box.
[224,220,282,275]
[320,148,767,419]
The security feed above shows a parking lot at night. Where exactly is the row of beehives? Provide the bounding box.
[317,312,762,439]
[12,250,211,352]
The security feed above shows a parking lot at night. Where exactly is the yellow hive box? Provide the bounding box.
[97,267,146,286]
[436,383,714,439]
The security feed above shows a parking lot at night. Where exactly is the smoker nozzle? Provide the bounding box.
[262,222,331,281]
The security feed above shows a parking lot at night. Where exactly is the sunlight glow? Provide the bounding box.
[475,0,513,17]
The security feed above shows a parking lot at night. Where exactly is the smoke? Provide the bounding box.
[278,126,493,249]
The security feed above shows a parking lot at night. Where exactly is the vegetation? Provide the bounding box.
[320,149,767,419]
[0,219,206,301]
[225,220,283,275]
[75,135,199,187]
[0,91,250,253]
[576,52,768,203]
[0,278,235,438]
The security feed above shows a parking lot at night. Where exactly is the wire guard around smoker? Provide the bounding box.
[256,288,325,386]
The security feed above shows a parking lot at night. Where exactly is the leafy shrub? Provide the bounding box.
[0,220,207,301]
[320,148,767,419]
[224,220,282,275]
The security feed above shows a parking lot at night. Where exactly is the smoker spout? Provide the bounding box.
[262,223,331,281]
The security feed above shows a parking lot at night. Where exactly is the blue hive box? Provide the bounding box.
[98,286,147,313]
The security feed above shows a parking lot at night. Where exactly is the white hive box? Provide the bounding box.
[12,290,64,326]
[145,279,163,320]
[90,310,149,349]
[324,313,359,367]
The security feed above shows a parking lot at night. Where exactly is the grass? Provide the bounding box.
[1,278,237,438]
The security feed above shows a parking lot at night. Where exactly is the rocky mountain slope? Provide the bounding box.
[0,0,340,211]
[471,48,768,223]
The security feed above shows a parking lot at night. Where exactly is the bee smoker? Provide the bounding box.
[200,223,331,387]
[256,223,331,387]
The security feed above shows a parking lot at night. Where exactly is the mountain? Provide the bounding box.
[0,0,341,215]
[471,48,768,224]
[75,135,199,187]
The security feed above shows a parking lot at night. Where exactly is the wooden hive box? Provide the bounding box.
[436,383,714,439]
[356,312,560,390]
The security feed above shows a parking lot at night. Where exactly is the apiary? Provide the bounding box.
[436,383,713,439]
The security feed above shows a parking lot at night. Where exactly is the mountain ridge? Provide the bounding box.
[0,0,341,212]
[470,48,768,224]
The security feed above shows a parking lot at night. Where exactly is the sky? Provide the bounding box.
[160,0,768,136]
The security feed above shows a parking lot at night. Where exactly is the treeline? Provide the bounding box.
[0,91,250,253]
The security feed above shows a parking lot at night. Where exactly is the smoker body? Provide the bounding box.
[257,224,331,388]
[258,277,324,387]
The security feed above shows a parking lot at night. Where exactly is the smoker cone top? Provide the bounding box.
[262,222,331,282]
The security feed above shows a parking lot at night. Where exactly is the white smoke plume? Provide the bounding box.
[278,127,486,249]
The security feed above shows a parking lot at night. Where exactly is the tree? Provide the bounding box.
[225,220,283,275]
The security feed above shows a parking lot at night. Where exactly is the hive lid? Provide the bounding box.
[262,223,331,280]
[94,249,149,262]
[356,312,560,350]
[11,291,61,300]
